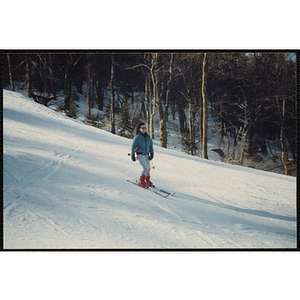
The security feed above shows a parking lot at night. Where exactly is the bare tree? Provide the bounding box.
[277,96,289,175]
[141,53,152,132]
[25,54,32,97]
[48,54,56,99]
[178,53,198,155]
[86,54,92,116]
[7,54,14,91]
[157,53,174,148]
[144,69,151,129]
[110,55,116,134]
[149,53,158,139]
[125,54,157,138]
[56,54,81,108]
[201,53,208,159]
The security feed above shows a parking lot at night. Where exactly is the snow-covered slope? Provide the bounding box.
[3,90,297,249]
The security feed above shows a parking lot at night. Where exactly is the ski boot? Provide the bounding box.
[145,175,154,187]
[138,175,147,188]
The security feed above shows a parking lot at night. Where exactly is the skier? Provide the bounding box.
[131,122,154,188]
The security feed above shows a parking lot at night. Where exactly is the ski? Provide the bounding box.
[127,179,149,190]
[151,186,175,197]
[127,180,174,198]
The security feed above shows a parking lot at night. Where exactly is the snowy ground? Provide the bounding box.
[3,90,297,249]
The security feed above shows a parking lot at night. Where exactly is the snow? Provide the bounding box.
[3,89,297,249]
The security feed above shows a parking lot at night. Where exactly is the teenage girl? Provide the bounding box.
[131,122,154,187]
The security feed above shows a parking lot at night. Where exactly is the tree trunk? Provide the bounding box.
[143,54,151,130]
[25,54,32,97]
[64,70,69,108]
[158,53,173,148]
[157,99,165,146]
[87,58,92,115]
[7,54,14,91]
[247,129,255,156]
[178,104,187,135]
[91,76,96,109]
[201,53,208,159]
[149,53,158,139]
[48,54,56,99]
[110,55,115,134]
[239,131,247,165]
[199,87,203,154]
[163,53,173,146]
[278,97,289,175]
[145,71,150,129]
[132,89,134,106]
[188,100,196,155]
[232,127,242,160]
[96,78,104,110]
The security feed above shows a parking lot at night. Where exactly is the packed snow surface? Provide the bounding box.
[3,90,297,249]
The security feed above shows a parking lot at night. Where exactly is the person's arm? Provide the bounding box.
[131,136,138,155]
[148,138,154,160]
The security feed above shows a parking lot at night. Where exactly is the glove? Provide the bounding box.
[148,153,154,161]
[131,154,136,162]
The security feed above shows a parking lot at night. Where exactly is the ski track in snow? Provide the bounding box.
[3,90,297,249]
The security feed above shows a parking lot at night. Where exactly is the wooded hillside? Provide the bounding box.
[2,51,297,175]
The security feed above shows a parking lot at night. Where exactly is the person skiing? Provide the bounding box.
[131,122,154,188]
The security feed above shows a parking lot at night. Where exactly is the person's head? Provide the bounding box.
[135,122,147,135]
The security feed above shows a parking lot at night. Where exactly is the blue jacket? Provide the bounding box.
[131,132,154,156]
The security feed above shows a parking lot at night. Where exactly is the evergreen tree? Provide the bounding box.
[118,103,133,138]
